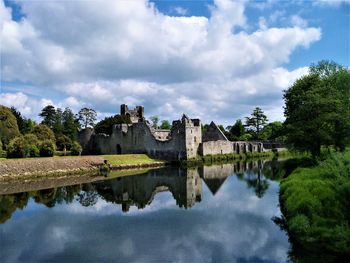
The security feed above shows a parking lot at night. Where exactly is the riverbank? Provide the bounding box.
[279,150,350,260]
[0,154,165,182]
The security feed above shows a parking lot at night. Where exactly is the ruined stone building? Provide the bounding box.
[79,104,266,160]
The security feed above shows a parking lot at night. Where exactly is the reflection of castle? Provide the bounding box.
[79,104,266,160]
[93,160,268,212]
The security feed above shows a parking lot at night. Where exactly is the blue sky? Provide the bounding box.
[0,0,349,125]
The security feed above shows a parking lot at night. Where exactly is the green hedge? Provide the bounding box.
[280,150,350,256]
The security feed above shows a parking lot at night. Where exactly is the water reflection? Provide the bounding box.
[0,160,291,263]
[0,160,282,221]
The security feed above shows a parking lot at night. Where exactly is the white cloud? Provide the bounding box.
[291,15,308,28]
[313,0,350,7]
[173,6,188,16]
[0,0,322,123]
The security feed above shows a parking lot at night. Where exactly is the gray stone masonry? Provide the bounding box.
[79,105,280,160]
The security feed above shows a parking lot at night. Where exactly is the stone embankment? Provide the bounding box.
[0,156,105,182]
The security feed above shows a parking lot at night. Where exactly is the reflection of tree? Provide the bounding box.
[235,161,270,198]
[33,185,82,207]
[262,160,286,181]
[0,192,29,224]
[245,170,269,198]
[78,184,98,207]
[34,188,58,207]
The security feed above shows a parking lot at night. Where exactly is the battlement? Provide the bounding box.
[120,104,145,123]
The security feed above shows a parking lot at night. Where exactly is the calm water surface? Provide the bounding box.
[0,160,291,263]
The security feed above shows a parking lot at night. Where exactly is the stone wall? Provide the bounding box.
[82,114,201,160]
[200,140,234,155]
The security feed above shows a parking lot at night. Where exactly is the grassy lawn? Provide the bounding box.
[102,154,162,165]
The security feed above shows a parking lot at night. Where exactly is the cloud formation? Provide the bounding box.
[1,0,321,124]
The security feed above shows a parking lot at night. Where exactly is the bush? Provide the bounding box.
[7,136,26,158]
[33,124,56,142]
[70,141,82,156]
[280,150,350,255]
[39,140,56,157]
[26,144,40,157]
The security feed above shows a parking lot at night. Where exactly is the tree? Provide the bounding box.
[150,116,159,129]
[284,60,350,157]
[261,121,284,141]
[0,105,21,146]
[7,136,26,158]
[230,119,245,140]
[70,141,82,156]
[33,124,56,142]
[78,108,97,129]
[245,107,268,140]
[39,140,56,157]
[94,114,131,135]
[52,107,63,136]
[62,108,80,140]
[160,120,171,129]
[39,105,56,129]
[56,135,72,152]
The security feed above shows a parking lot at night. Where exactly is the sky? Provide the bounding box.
[0,0,349,126]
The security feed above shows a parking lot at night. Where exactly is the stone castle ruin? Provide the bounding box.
[79,104,267,160]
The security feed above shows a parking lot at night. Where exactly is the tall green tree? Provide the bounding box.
[0,105,21,146]
[78,108,97,129]
[62,108,80,140]
[284,60,350,157]
[52,108,63,136]
[245,107,268,139]
[39,105,56,129]
[230,119,245,140]
[261,121,284,140]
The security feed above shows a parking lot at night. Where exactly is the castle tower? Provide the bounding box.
[120,104,145,123]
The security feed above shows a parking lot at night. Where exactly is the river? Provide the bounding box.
[0,160,292,262]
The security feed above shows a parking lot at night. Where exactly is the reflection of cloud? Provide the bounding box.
[0,171,289,263]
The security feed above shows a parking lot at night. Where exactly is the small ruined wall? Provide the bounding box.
[200,140,234,156]
[153,130,171,140]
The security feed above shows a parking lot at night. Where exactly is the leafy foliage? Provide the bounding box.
[56,135,72,151]
[0,105,21,146]
[39,105,56,129]
[33,124,56,142]
[245,107,268,139]
[6,136,26,158]
[78,108,97,129]
[229,119,245,140]
[284,60,350,157]
[95,114,131,135]
[70,141,82,156]
[10,107,35,134]
[39,140,56,157]
[280,150,350,256]
[62,108,80,140]
[160,120,171,129]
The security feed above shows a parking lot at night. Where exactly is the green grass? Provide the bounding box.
[101,154,162,165]
[280,150,350,257]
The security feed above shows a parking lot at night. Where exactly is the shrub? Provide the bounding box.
[26,144,40,157]
[33,124,56,142]
[7,136,26,158]
[39,140,56,157]
[70,141,82,156]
